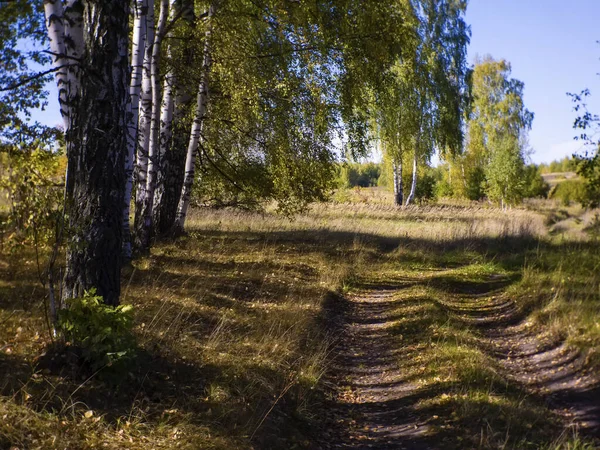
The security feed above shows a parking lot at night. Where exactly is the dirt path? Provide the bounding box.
[323,281,437,449]
[322,272,600,449]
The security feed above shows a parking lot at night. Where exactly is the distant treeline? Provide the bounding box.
[537,156,577,174]
[337,155,588,206]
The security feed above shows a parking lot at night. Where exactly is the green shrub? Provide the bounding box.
[549,179,586,206]
[415,170,437,202]
[0,148,64,251]
[522,164,550,198]
[58,290,135,370]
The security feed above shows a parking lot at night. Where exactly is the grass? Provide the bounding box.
[1,192,599,448]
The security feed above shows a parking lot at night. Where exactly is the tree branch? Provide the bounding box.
[0,65,67,92]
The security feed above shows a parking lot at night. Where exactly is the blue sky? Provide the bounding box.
[31,1,600,165]
[466,0,600,164]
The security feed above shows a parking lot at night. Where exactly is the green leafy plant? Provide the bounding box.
[0,147,64,251]
[549,179,586,206]
[58,290,135,370]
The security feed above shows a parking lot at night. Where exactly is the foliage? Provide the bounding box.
[414,166,438,202]
[572,149,600,207]
[337,162,382,188]
[375,0,471,198]
[522,164,550,198]
[568,88,600,207]
[0,0,60,147]
[549,179,587,206]
[447,56,533,205]
[538,156,576,174]
[58,290,135,371]
[0,147,64,250]
[485,136,526,205]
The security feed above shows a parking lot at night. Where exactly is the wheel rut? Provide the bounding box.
[437,275,600,439]
[322,272,600,449]
[323,283,437,449]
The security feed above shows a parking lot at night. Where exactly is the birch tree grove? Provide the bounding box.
[134,0,170,250]
[2,0,476,306]
[151,0,195,236]
[43,0,130,305]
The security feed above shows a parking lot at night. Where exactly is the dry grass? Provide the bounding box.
[1,191,599,448]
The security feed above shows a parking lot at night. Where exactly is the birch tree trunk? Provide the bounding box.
[405,149,418,206]
[51,0,130,306]
[134,0,169,251]
[172,3,215,234]
[123,0,149,260]
[153,0,195,235]
[43,0,69,129]
[134,0,155,214]
[392,157,403,206]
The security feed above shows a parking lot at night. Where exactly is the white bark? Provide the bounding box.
[405,150,418,206]
[63,0,83,93]
[135,0,169,249]
[392,158,403,207]
[173,3,215,233]
[43,0,69,128]
[123,0,149,259]
[134,0,155,208]
[151,25,176,223]
[156,0,178,187]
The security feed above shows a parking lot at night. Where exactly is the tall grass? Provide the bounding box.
[0,195,598,448]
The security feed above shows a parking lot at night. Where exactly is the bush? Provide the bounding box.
[58,290,136,371]
[415,170,437,202]
[522,165,550,198]
[549,179,586,206]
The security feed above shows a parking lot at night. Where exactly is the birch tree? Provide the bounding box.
[134,0,155,224]
[373,0,469,207]
[465,56,533,206]
[172,2,215,234]
[134,0,169,250]
[43,0,130,305]
[123,0,150,259]
[152,0,195,235]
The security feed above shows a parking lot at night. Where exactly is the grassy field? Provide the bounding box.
[1,192,599,448]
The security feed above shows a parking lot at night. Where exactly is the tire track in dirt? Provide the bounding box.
[322,281,440,449]
[322,272,600,449]
[441,279,600,438]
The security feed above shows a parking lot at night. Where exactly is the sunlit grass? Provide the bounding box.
[1,194,599,448]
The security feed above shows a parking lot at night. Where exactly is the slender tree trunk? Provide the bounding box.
[405,149,418,206]
[392,157,403,206]
[172,3,215,234]
[123,0,149,259]
[151,71,175,229]
[44,0,69,129]
[153,0,195,235]
[63,0,83,94]
[134,0,169,251]
[52,0,130,306]
[134,0,155,216]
